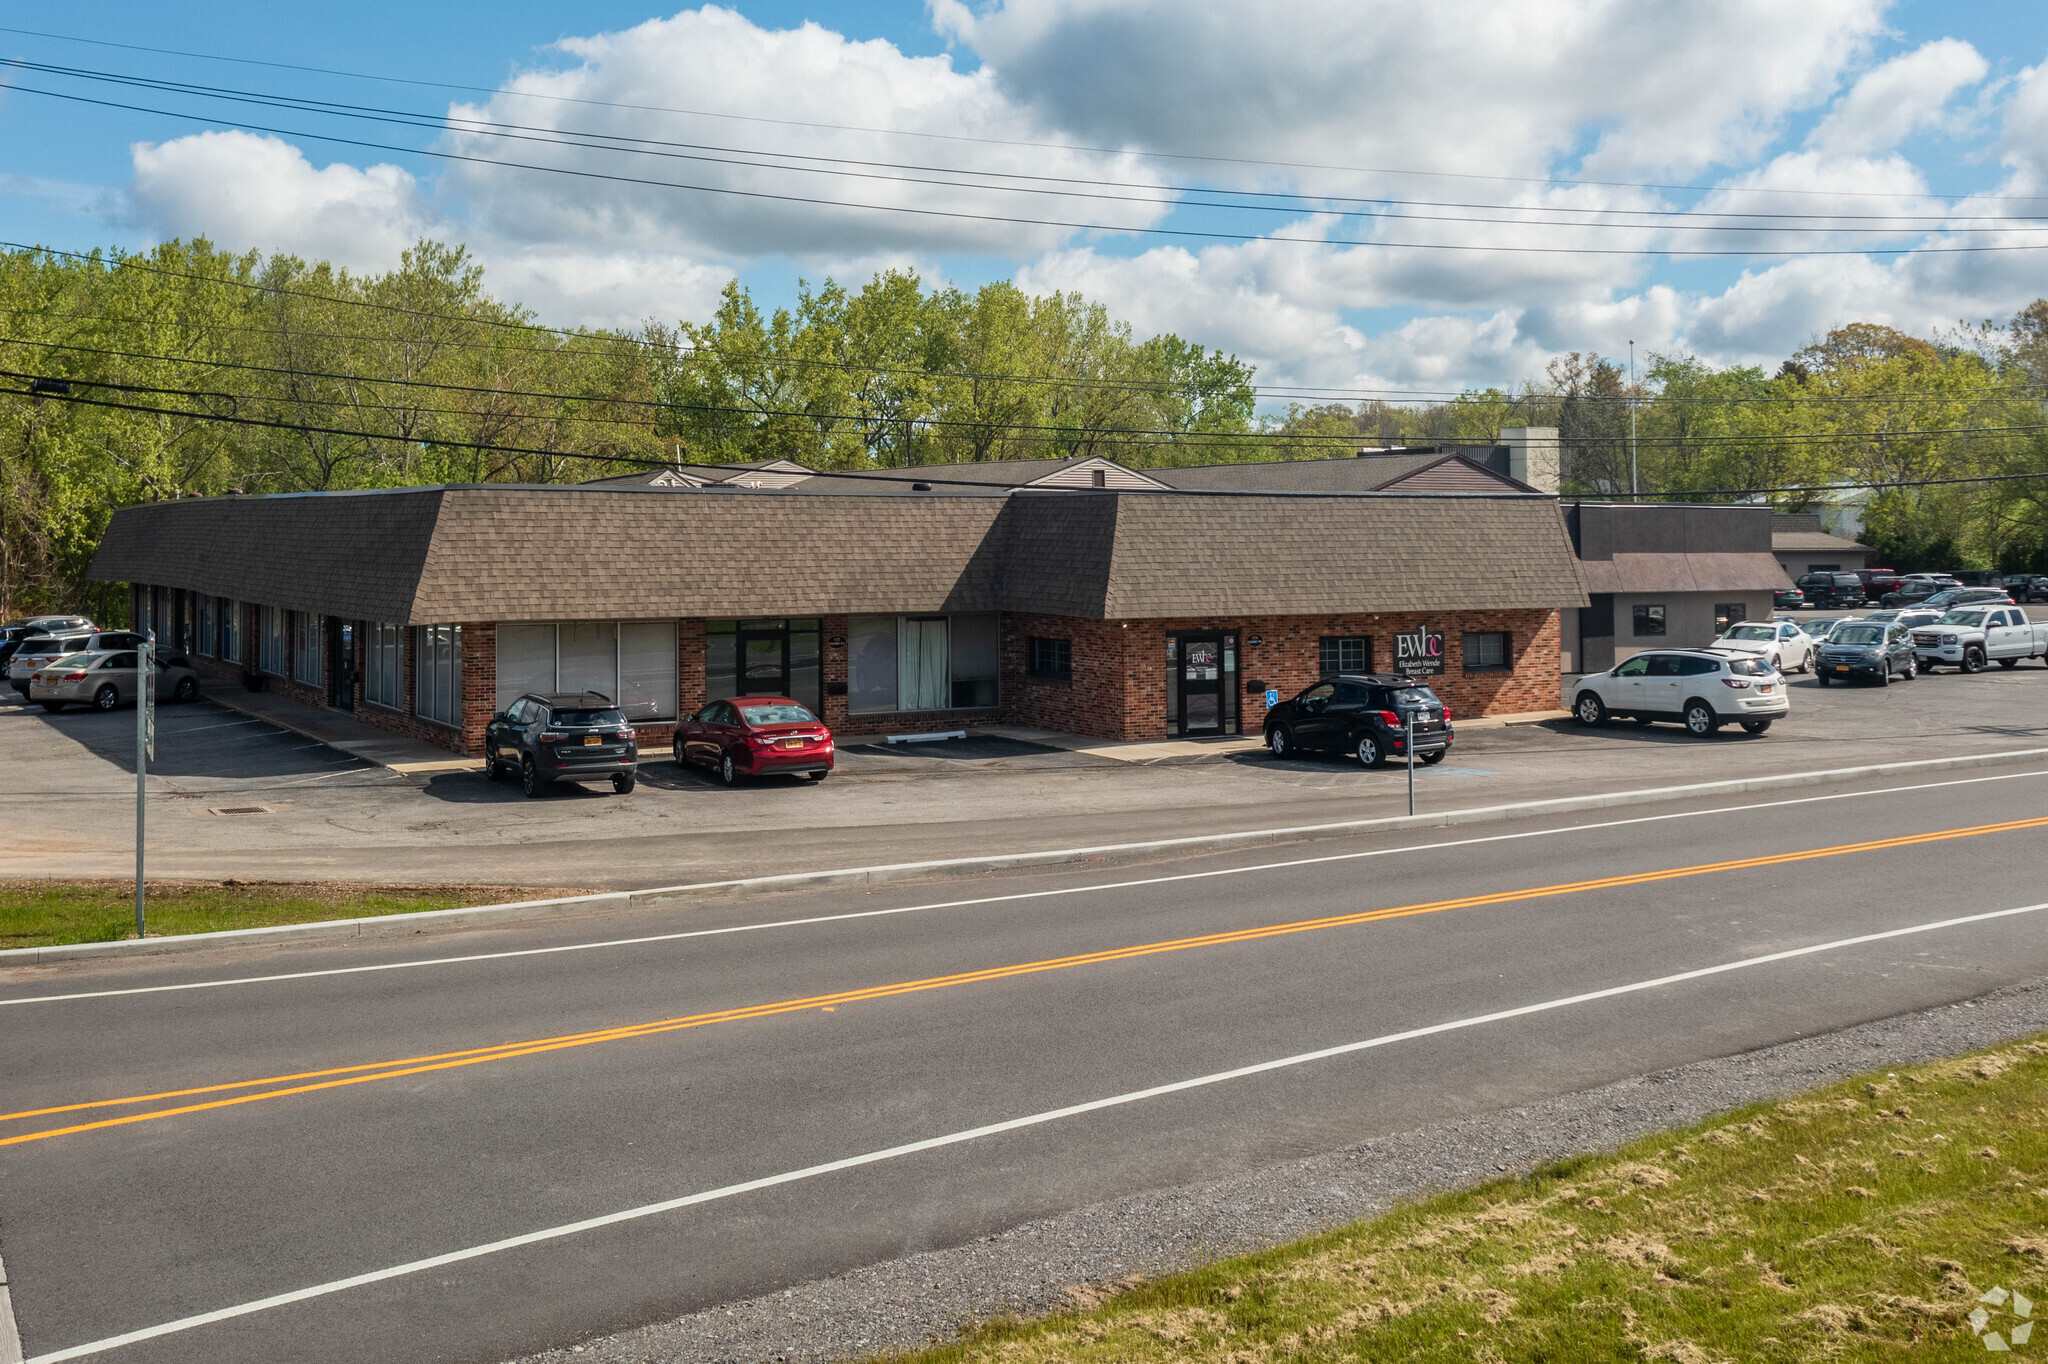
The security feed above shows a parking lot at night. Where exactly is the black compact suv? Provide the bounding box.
[1263,673,1454,767]
[1795,572,1866,609]
[485,691,639,797]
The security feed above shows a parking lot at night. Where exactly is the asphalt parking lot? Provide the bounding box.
[5,658,2048,890]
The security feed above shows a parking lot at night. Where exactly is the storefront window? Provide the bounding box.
[848,613,999,713]
[1632,604,1667,637]
[494,622,678,721]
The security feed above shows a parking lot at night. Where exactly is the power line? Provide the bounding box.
[10,365,2048,451]
[10,59,2044,233]
[11,81,2048,260]
[4,22,2041,205]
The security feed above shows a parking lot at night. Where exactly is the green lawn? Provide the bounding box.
[894,1038,2048,1363]
[0,879,587,949]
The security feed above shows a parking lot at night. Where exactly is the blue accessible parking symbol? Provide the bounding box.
[1264,689,1279,707]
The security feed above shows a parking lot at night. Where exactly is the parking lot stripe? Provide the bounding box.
[7,766,2046,1010]
[21,898,2048,1364]
[7,812,2047,1148]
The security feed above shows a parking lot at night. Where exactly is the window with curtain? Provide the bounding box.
[292,612,325,686]
[414,624,462,725]
[366,623,402,707]
[556,621,614,700]
[898,617,949,711]
[258,606,287,675]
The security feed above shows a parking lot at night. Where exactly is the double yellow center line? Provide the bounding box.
[7,814,2045,1149]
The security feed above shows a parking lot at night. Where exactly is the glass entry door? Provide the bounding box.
[708,618,822,715]
[1168,631,1239,736]
[738,622,788,696]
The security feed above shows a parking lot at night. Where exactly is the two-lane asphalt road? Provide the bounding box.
[7,764,2048,1363]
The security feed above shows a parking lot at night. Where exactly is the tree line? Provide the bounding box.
[3,235,2045,620]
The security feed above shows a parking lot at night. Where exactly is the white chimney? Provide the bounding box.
[1500,427,1560,494]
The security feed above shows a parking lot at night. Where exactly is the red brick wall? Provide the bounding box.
[1003,613,1134,740]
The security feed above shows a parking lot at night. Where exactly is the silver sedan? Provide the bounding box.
[29,650,200,712]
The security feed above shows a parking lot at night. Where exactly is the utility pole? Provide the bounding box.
[135,635,153,938]
[1629,340,1639,502]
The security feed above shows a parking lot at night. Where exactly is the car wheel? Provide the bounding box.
[612,773,636,794]
[1962,645,1987,673]
[1879,660,1891,687]
[1355,734,1385,768]
[521,757,546,798]
[39,700,64,713]
[1573,692,1609,727]
[1999,656,2019,669]
[807,769,829,782]
[173,676,198,703]
[1683,700,1720,737]
[93,684,119,712]
[1266,726,1292,758]
[1740,719,1772,735]
[1419,749,1447,765]
[719,752,739,787]
[484,749,504,781]
[1902,656,1917,680]
[673,739,686,767]
[1816,671,1831,686]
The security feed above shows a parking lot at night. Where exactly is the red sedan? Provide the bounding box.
[673,695,834,785]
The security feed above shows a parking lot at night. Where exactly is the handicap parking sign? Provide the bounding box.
[1264,689,1279,707]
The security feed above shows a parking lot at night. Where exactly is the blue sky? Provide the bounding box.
[3,1,2045,400]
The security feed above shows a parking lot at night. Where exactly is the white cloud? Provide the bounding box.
[127,131,431,273]
[939,0,1888,181]
[1807,37,1987,154]
[439,5,1159,261]
[1998,49,2048,194]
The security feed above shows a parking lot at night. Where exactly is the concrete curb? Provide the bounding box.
[9,744,2048,968]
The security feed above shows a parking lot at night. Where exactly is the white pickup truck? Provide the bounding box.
[1911,605,2048,672]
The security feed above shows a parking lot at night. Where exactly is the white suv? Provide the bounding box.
[1572,648,1790,737]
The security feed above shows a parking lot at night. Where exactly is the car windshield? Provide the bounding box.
[1726,657,1773,676]
[1723,624,1774,641]
[549,708,625,727]
[1937,611,1986,627]
[1388,687,1441,710]
[738,703,818,725]
[1832,625,1885,646]
[1864,611,1898,622]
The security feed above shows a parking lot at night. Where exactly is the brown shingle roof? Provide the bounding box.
[1153,452,1529,494]
[90,486,1588,622]
[1577,553,1791,594]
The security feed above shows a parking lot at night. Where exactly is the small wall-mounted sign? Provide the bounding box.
[1264,688,1279,707]
[1393,623,1446,677]
[827,635,845,649]
[1245,634,1263,647]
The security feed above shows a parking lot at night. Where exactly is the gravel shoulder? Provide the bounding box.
[511,975,2048,1364]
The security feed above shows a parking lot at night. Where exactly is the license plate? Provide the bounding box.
[583,735,600,746]
[781,738,804,749]
[1835,665,1850,672]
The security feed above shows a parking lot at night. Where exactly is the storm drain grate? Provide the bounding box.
[207,805,271,816]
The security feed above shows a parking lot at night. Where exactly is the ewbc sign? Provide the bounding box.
[1394,623,1446,677]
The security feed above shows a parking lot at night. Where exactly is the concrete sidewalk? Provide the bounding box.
[201,684,475,778]
[957,710,1570,763]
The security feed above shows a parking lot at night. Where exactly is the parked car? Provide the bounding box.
[1263,674,1453,767]
[1880,574,1963,607]
[1916,587,2015,614]
[2000,573,2048,602]
[8,631,98,695]
[485,691,639,797]
[1799,615,1854,642]
[1862,607,1944,631]
[672,694,835,785]
[1715,620,1816,674]
[1795,572,1866,609]
[1857,569,1904,600]
[1952,570,2006,589]
[1571,649,1787,737]
[1911,605,2048,673]
[1815,619,1918,685]
[29,649,199,711]
[1773,587,1807,610]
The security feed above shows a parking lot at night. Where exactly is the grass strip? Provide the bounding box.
[0,878,590,949]
[893,1037,2048,1362]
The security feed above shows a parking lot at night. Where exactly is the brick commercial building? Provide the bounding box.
[89,468,1588,755]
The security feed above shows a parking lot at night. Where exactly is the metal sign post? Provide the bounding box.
[135,637,152,939]
[1404,705,1416,816]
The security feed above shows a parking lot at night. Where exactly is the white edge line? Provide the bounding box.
[0,1247,22,1364]
[24,899,2048,1364]
[9,748,2048,969]
[7,764,2047,1007]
